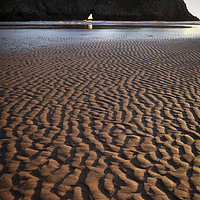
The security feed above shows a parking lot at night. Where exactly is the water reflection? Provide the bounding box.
[88,24,93,29]
[182,25,200,36]
[1,21,200,53]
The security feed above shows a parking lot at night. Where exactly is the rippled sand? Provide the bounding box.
[0,29,200,199]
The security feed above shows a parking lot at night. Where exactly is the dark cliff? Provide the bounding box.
[0,0,199,21]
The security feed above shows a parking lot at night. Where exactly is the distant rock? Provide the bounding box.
[0,0,199,21]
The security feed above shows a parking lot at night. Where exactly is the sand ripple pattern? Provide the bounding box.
[1,36,200,200]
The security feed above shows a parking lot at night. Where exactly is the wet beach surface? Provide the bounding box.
[0,24,200,199]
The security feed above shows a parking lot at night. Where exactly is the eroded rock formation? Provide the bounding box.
[0,0,198,21]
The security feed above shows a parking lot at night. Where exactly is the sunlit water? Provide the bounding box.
[0,21,200,52]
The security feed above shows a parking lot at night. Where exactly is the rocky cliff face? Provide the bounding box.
[93,0,199,21]
[0,0,198,21]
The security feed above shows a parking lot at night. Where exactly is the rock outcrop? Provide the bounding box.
[0,0,199,21]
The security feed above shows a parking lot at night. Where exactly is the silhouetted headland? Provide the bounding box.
[0,0,199,21]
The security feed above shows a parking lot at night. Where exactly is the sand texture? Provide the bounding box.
[0,32,200,199]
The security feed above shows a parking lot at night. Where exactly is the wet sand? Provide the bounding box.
[0,29,200,199]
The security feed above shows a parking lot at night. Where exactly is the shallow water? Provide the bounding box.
[0,20,200,27]
[0,21,200,53]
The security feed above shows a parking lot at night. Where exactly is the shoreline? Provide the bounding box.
[0,20,200,29]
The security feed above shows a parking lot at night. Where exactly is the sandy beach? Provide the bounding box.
[0,27,200,199]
